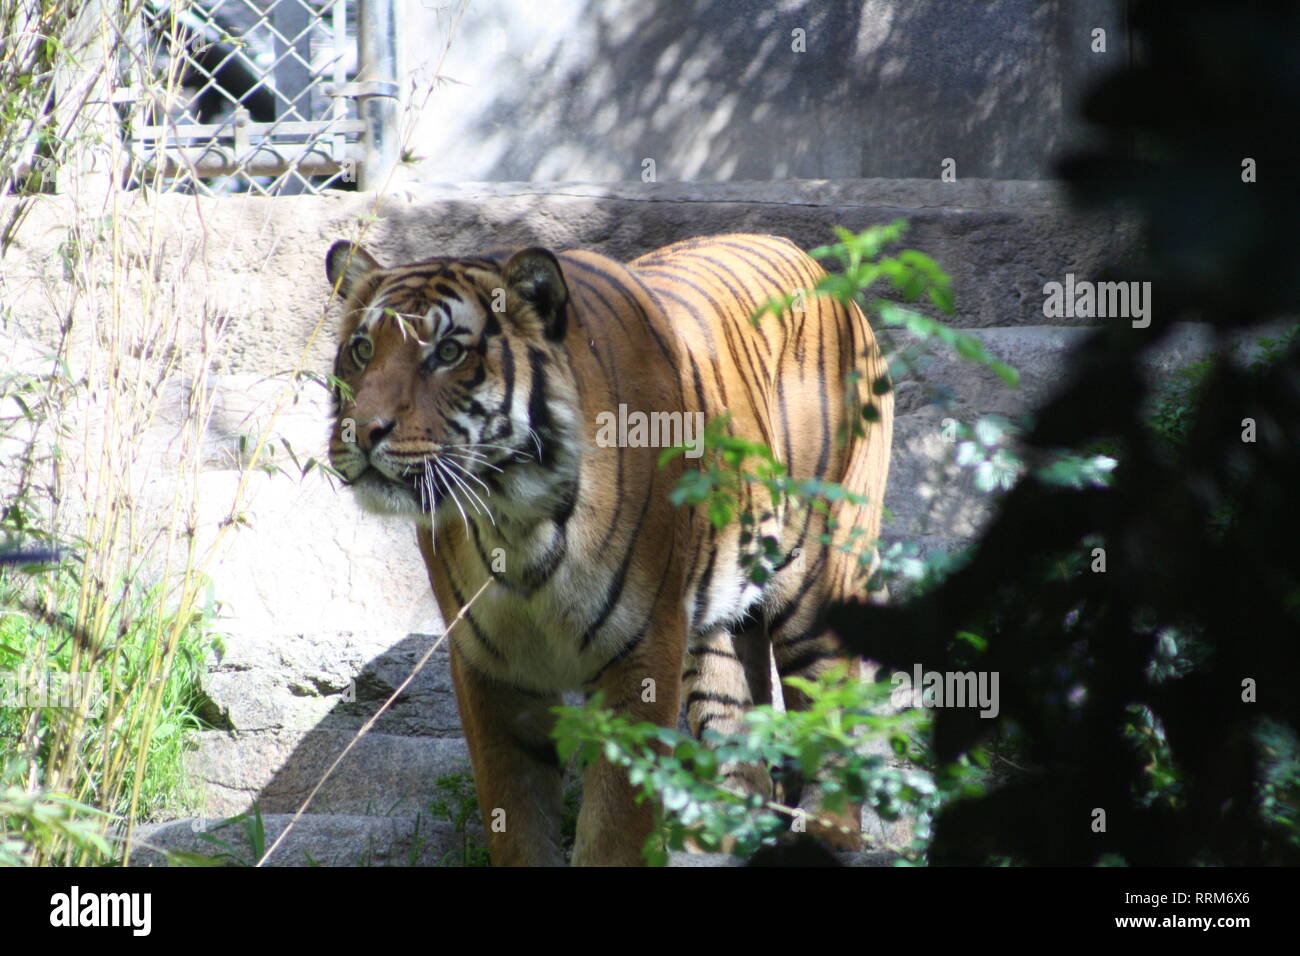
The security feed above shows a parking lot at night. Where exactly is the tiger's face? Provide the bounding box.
[324,241,575,528]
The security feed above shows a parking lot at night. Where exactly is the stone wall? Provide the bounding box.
[400,0,1128,182]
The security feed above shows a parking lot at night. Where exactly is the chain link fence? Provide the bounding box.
[4,0,398,198]
[129,0,396,195]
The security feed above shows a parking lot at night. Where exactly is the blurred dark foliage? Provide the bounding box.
[826,0,1300,865]
[747,832,845,868]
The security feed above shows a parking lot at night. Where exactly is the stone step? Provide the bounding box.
[667,850,901,868]
[189,730,471,818]
[130,813,483,868]
[197,627,462,739]
[369,180,1134,333]
[129,813,902,867]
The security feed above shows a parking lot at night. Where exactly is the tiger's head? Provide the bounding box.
[324,240,578,529]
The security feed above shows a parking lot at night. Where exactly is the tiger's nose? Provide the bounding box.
[358,417,395,453]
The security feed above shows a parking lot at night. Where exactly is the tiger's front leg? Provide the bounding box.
[571,620,685,866]
[450,645,567,867]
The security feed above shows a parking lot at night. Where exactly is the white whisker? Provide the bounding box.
[420,461,438,554]
[441,455,494,490]
[446,441,531,459]
[441,448,504,473]
[439,461,483,514]
[441,458,496,526]
[435,460,472,536]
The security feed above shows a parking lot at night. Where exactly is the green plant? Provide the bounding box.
[754,221,1018,392]
[0,346,221,864]
[189,805,268,867]
[427,771,490,867]
[1147,323,1299,450]
[1257,718,1300,850]
[553,667,988,866]
[0,758,113,867]
[0,563,216,820]
[1,0,474,872]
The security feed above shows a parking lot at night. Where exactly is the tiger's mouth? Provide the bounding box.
[347,449,504,527]
[337,429,546,528]
[345,466,428,518]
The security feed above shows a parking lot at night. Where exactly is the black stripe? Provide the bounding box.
[773,620,837,650]
[686,691,749,708]
[526,346,557,468]
[691,545,717,628]
[675,251,776,357]
[712,238,807,294]
[595,362,625,553]
[687,646,739,661]
[767,546,829,633]
[468,521,516,593]
[520,520,568,591]
[461,360,486,389]
[581,529,676,686]
[511,734,561,770]
[582,627,643,686]
[566,256,677,366]
[580,488,654,650]
[637,261,773,450]
[443,417,471,440]
[444,571,504,661]
[776,646,840,677]
[686,355,710,428]
[482,338,516,444]
[696,713,724,735]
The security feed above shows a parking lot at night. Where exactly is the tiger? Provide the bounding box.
[324,233,893,866]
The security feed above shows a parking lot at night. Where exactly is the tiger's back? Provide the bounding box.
[626,234,892,642]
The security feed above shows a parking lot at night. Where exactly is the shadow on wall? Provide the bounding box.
[245,635,470,821]
[404,0,1125,183]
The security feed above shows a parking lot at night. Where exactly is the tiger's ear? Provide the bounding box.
[503,247,568,340]
[325,241,382,299]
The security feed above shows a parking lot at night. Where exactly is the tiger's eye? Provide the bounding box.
[351,337,373,365]
[436,339,463,364]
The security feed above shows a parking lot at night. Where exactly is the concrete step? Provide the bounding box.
[129,813,902,867]
[197,627,462,739]
[130,813,483,867]
[668,850,901,868]
[188,730,471,817]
